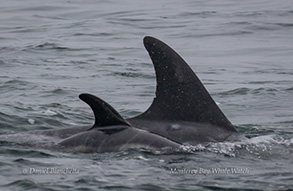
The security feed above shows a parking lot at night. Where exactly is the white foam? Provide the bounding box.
[178,134,293,158]
[247,134,277,144]
[44,109,58,116]
[137,155,149,161]
[28,118,35,124]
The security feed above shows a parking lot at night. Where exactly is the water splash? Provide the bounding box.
[180,134,292,158]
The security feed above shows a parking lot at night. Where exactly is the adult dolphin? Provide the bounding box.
[127,36,246,145]
[57,93,180,153]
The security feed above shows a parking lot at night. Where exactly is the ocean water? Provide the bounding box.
[0,0,293,190]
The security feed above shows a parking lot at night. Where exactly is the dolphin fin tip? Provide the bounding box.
[79,93,130,129]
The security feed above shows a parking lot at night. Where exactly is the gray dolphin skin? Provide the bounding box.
[31,36,246,152]
[128,36,246,144]
[58,93,180,153]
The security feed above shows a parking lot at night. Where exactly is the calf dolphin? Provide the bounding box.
[58,93,180,153]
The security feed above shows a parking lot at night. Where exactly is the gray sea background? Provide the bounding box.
[0,0,292,190]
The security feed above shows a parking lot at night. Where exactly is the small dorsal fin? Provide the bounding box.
[131,36,237,132]
[79,93,130,130]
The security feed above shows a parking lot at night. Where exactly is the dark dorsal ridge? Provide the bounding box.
[79,93,130,132]
[132,36,237,132]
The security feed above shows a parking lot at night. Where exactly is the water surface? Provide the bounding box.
[0,0,292,190]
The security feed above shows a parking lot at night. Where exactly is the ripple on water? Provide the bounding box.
[0,146,55,158]
[218,87,282,96]
[219,88,251,96]
[23,42,86,53]
[1,79,37,92]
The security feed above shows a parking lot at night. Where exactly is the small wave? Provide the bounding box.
[1,80,38,99]
[251,88,278,94]
[248,134,277,144]
[5,179,38,190]
[41,88,71,96]
[183,31,253,38]
[219,87,279,96]
[274,22,293,27]
[0,59,6,65]
[179,11,217,18]
[248,80,276,84]
[42,109,58,116]
[2,79,36,90]
[73,32,113,37]
[219,88,250,96]
[35,42,69,50]
[10,149,55,158]
[0,111,33,132]
[113,71,154,80]
[25,42,83,52]
[0,132,62,156]
[113,72,142,78]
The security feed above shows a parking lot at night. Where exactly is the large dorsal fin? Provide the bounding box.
[131,36,237,132]
[79,93,130,131]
